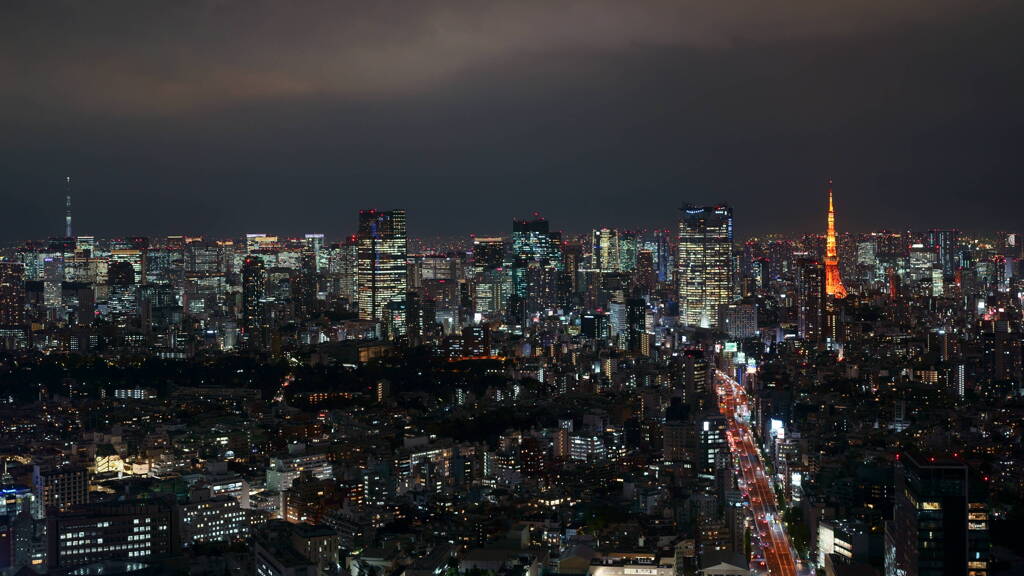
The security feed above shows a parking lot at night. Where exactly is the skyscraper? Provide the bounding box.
[591,228,621,272]
[618,230,638,272]
[825,181,848,298]
[472,237,505,274]
[509,215,561,322]
[357,209,408,335]
[677,205,734,328]
[0,262,25,327]
[797,259,825,343]
[512,216,560,267]
[885,451,989,576]
[654,229,672,283]
[292,250,319,322]
[625,296,648,355]
[927,229,961,278]
[241,256,267,344]
[303,233,325,272]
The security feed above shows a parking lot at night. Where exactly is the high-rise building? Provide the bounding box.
[0,262,25,327]
[697,413,728,477]
[680,349,709,409]
[357,209,408,336]
[662,397,692,464]
[654,229,672,283]
[329,235,359,307]
[619,230,638,272]
[885,452,990,576]
[292,250,319,322]
[592,228,621,272]
[677,205,734,328]
[718,302,757,339]
[512,216,560,267]
[242,256,268,346]
[472,237,505,274]
[927,229,961,278]
[635,249,657,292]
[625,297,648,355]
[109,249,145,285]
[797,259,825,343]
[825,181,848,298]
[304,233,325,272]
[510,216,561,322]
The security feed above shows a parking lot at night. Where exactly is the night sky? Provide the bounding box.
[2,1,1023,241]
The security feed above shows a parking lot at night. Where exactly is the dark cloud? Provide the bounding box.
[1,1,1022,240]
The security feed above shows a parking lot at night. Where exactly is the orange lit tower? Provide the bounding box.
[825,180,847,298]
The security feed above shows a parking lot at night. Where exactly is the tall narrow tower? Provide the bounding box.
[824,179,847,298]
[65,176,73,238]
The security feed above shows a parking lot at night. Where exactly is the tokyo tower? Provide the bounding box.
[825,179,848,298]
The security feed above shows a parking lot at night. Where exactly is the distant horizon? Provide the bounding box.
[0,218,1009,249]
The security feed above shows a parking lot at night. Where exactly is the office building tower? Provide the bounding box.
[680,349,709,409]
[357,209,408,335]
[512,216,561,267]
[329,235,359,307]
[304,233,325,272]
[292,251,319,322]
[677,205,734,328]
[472,237,505,274]
[619,230,639,271]
[592,228,621,272]
[46,499,181,570]
[750,257,771,293]
[635,249,657,292]
[242,256,268,345]
[662,397,692,464]
[885,452,989,576]
[105,260,137,327]
[510,216,561,321]
[654,229,672,283]
[797,259,825,343]
[0,262,25,327]
[719,302,757,339]
[109,249,145,285]
[927,229,961,278]
[625,297,648,355]
[697,413,728,477]
[580,313,609,340]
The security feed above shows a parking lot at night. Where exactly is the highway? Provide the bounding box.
[714,368,799,576]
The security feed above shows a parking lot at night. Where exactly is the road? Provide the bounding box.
[714,368,799,576]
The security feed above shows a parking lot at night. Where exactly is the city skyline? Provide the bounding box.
[1,3,1021,576]
[0,185,1011,246]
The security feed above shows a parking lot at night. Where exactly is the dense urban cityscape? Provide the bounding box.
[4,1,1024,575]
[0,184,1021,576]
